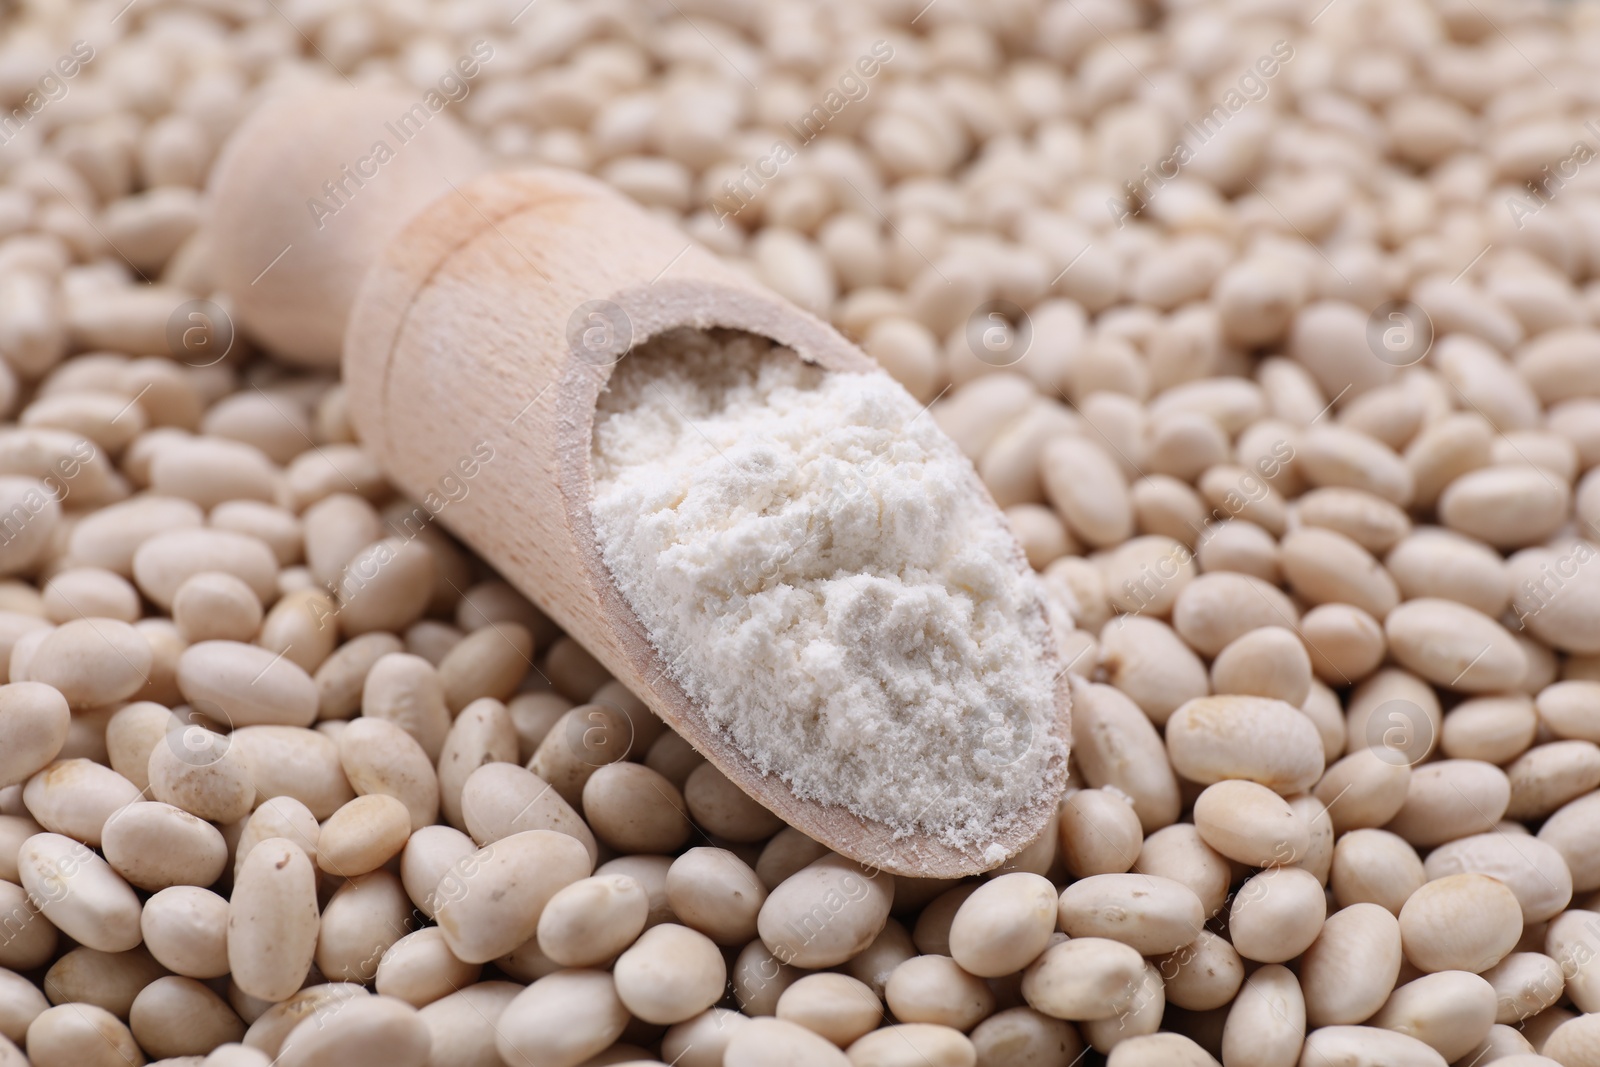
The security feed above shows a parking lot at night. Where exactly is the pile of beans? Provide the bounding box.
[4,0,1600,1064]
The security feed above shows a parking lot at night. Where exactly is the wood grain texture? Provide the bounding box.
[207,86,486,367]
[343,167,1070,876]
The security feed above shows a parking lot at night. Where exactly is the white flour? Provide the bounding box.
[589,328,1062,854]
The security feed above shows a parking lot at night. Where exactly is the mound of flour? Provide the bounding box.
[589,328,1061,853]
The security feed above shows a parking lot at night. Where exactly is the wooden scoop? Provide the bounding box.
[211,92,1070,877]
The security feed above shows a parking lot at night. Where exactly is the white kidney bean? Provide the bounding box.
[1383,599,1526,692]
[1398,874,1522,974]
[1482,952,1565,1024]
[1384,528,1510,617]
[495,970,630,1067]
[946,873,1055,978]
[1281,527,1399,618]
[316,794,411,876]
[776,973,881,1048]
[433,830,592,964]
[172,571,263,643]
[1300,603,1386,685]
[529,702,635,810]
[1021,936,1144,1021]
[141,885,230,979]
[148,436,278,508]
[1331,829,1426,915]
[238,982,368,1058]
[758,855,894,969]
[147,723,255,824]
[435,620,534,713]
[1068,679,1181,832]
[1166,694,1325,795]
[27,618,151,708]
[228,837,319,1002]
[101,800,228,890]
[334,538,436,638]
[884,954,994,1032]
[459,761,596,862]
[339,716,441,832]
[18,832,142,953]
[1314,749,1411,834]
[665,847,766,947]
[1438,466,1569,549]
[1298,1025,1449,1067]
[1097,615,1208,725]
[316,869,411,984]
[1539,792,1600,892]
[276,994,430,1067]
[133,528,278,610]
[21,756,139,845]
[1442,695,1538,764]
[129,975,247,1059]
[361,652,450,762]
[232,726,351,822]
[614,922,726,1025]
[0,967,47,1044]
[1229,866,1327,963]
[1299,903,1404,1026]
[395,823,473,919]
[537,873,649,968]
[1544,1014,1600,1067]
[684,762,785,843]
[1042,436,1132,548]
[40,943,164,1019]
[1057,788,1142,877]
[416,982,520,1067]
[1210,626,1311,706]
[1058,873,1203,956]
[314,632,403,720]
[584,762,692,856]
[177,640,318,728]
[1506,741,1600,820]
[1386,759,1511,847]
[1159,929,1243,1012]
[1424,831,1572,923]
[436,696,517,831]
[1134,824,1232,920]
[1368,970,1497,1062]
[257,588,338,675]
[40,568,140,624]
[1102,1031,1217,1067]
[1192,780,1309,868]
[0,877,53,970]
[23,1003,143,1067]
[854,1023,980,1067]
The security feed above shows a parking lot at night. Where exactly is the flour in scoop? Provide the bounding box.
[589,328,1063,853]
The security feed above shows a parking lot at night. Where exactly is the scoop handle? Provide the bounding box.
[207,86,487,367]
